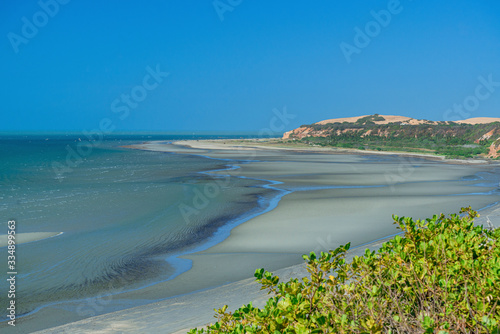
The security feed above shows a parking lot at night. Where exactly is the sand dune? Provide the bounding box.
[314,114,500,126]
[315,115,414,125]
[456,117,500,124]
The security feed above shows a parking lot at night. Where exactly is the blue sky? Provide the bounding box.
[1,0,499,132]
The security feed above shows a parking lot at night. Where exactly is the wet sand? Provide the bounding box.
[29,140,500,333]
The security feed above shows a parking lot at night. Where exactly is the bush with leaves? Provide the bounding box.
[189,207,500,333]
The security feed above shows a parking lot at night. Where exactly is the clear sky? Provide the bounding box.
[1,0,500,133]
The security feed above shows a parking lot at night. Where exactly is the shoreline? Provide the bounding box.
[33,233,401,334]
[35,202,500,334]
[26,139,500,333]
[1,149,285,330]
[159,138,499,165]
[2,141,292,332]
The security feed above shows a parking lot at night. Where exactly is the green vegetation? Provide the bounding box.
[355,114,386,125]
[189,207,500,333]
[289,118,500,158]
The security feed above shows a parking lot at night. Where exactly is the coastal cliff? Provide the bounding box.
[283,114,500,159]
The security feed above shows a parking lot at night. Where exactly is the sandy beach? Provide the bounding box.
[27,140,500,333]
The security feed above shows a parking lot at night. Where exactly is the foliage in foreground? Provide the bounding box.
[189,207,500,333]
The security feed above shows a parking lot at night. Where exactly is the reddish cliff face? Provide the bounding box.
[488,139,500,159]
[284,127,367,139]
[283,127,316,139]
[476,129,497,143]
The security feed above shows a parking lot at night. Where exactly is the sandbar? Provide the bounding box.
[0,232,62,248]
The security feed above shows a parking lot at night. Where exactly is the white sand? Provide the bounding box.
[456,117,500,124]
[307,114,500,125]
[315,114,415,125]
[135,139,495,164]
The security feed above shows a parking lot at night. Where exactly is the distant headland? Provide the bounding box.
[282,114,500,159]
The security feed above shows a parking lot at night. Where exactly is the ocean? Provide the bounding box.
[0,134,277,322]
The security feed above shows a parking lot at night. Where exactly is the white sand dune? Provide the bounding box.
[456,117,500,124]
[314,115,500,126]
[315,114,415,125]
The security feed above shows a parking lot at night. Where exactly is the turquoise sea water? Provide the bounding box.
[0,134,276,322]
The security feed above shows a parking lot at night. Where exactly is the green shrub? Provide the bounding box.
[189,207,500,333]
